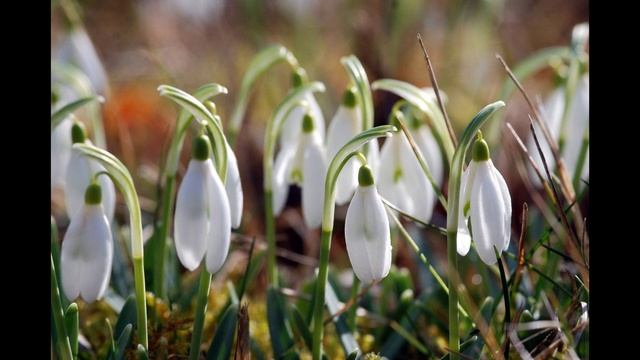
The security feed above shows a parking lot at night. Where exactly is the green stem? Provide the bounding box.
[265,190,278,286]
[312,229,333,360]
[572,135,589,190]
[189,269,212,360]
[153,175,175,300]
[51,255,73,360]
[346,275,360,331]
[495,254,511,359]
[311,126,396,360]
[444,101,505,360]
[133,257,149,350]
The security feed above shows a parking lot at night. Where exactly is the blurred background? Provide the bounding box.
[51,0,588,356]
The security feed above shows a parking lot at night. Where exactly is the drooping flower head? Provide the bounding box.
[65,120,116,222]
[457,132,512,265]
[273,112,327,228]
[326,87,361,205]
[378,113,436,224]
[279,67,325,150]
[345,164,392,283]
[61,181,113,302]
[174,134,231,273]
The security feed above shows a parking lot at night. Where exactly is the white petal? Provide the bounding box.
[456,164,476,256]
[56,28,109,96]
[51,117,73,191]
[61,204,113,302]
[273,146,295,215]
[469,161,509,265]
[564,74,589,179]
[400,133,435,223]
[527,88,563,187]
[65,151,94,218]
[204,160,232,273]
[302,138,327,229]
[414,125,444,186]
[224,143,243,229]
[307,94,326,141]
[279,105,305,150]
[174,160,209,270]
[489,161,512,251]
[345,185,392,283]
[377,136,413,218]
[327,106,361,205]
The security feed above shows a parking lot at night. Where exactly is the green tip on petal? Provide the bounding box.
[192,135,211,161]
[302,113,315,133]
[71,121,87,144]
[342,87,357,108]
[472,131,490,162]
[291,67,308,88]
[84,182,102,205]
[358,165,375,187]
[51,90,59,105]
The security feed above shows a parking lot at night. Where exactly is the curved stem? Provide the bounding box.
[444,101,505,360]
[262,82,326,286]
[311,126,396,360]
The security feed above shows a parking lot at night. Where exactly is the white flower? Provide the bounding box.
[174,135,231,273]
[51,116,73,191]
[55,27,109,96]
[273,113,327,228]
[211,141,243,229]
[61,183,113,302]
[528,74,589,187]
[65,122,116,222]
[457,135,512,265]
[326,88,361,205]
[279,69,325,150]
[345,165,392,283]
[378,127,436,224]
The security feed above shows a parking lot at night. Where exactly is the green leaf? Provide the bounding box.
[291,305,313,351]
[206,304,239,360]
[107,323,132,360]
[114,295,137,338]
[51,216,68,308]
[380,292,429,358]
[51,95,104,131]
[136,344,149,360]
[266,286,298,359]
[229,44,299,143]
[64,303,79,359]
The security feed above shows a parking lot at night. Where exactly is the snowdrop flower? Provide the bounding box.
[51,116,73,191]
[211,141,243,229]
[345,165,392,283]
[273,113,327,228]
[61,182,113,302]
[279,68,325,150]
[174,135,231,273]
[407,111,444,187]
[326,87,361,205]
[65,121,116,222]
[457,133,512,265]
[378,116,436,224]
[528,74,589,186]
[55,27,109,96]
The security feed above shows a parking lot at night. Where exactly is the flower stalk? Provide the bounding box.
[311,125,396,360]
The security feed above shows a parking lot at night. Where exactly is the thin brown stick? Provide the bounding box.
[417,33,458,147]
[497,55,588,249]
